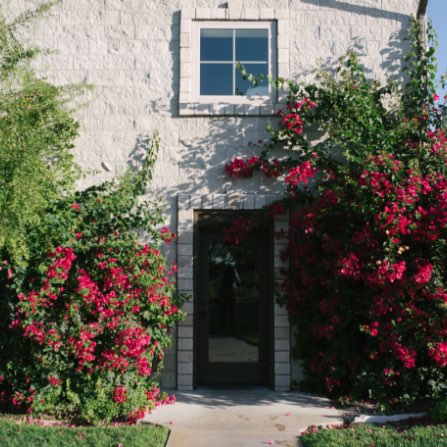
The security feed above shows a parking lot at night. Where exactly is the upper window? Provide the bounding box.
[192,21,276,103]
[200,28,269,96]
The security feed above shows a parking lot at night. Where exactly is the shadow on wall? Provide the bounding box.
[296,0,413,83]
[124,0,415,224]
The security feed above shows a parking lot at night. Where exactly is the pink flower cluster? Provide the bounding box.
[10,238,182,420]
[285,161,318,187]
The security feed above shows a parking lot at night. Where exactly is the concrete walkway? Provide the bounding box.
[142,389,345,447]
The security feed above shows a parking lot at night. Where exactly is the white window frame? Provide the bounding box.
[192,21,276,105]
[179,7,290,117]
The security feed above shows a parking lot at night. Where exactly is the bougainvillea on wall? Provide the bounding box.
[224,20,447,409]
[0,135,183,424]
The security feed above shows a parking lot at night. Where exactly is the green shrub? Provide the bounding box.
[430,400,447,423]
[0,3,184,424]
[224,20,447,409]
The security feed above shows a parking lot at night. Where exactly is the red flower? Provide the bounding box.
[113,385,127,404]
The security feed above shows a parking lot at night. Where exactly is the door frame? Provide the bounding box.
[175,192,291,392]
[193,210,274,388]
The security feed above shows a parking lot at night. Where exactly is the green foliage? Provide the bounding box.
[226,19,447,410]
[301,423,447,447]
[0,4,183,425]
[0,417,168,447]
[0,2,80,263]
[0,135,184,424]
[430,400,447,424]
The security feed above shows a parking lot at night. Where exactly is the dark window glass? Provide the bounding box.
[200,29,233,61]
[200,64,233,95]
[235,29,268,61]
[235,63,268,96]
[199,27,269,96]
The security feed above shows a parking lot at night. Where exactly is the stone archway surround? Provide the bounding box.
[176,192,290,391]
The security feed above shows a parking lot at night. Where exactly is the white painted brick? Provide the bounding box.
[105,24,134,39]
[275,351,290,363]
[178,255,193,269]
[243,194,255,209]
[178,338,194,351]
[178,374,193,389]
[275,339,290,351]
[275,9,289,19]
[274,375,290,390]
[245,105,260,115]
[275,363,290,375]
[104,54,135,70]
[195,8,211,19]
[182,302,194,314]
[180,32,191,48]
[278,48,289,64]
[178,244,193,256]
[178,315,193,327]
[243,9,260,20]
[277,19,289,35]
[178,351,193,363]
[178,326,193,338]
[178,278,193,292]
[190,195,202,210]
[210,8,226,19]
[72,55,103,70]
[178,362,193,374]
[213,194,226,209]
[179,103,195,115]
[201,194,213,209]
[278,62,289,79]
[41,55,73,70]
[181,9,194,19]
[275,326,290,339]
[178,231,193,245]
[180,47,191,64]
[274,315,289,327]
[260,9,275,19]
[195,104,210,115]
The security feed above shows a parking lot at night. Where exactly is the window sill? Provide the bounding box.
[179,101,282,116]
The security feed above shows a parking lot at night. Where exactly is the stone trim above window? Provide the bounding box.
[179,6,289,117]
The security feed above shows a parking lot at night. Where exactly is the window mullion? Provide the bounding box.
[232,28,236,96]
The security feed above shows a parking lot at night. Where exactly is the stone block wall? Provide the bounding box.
[3,0,420,389]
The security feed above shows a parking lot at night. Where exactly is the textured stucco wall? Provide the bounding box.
[3,0,420,389]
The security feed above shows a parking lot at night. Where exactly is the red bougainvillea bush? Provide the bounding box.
[225,21,447,409]
[0,135,183,424]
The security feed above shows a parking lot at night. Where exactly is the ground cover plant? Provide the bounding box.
[300,422,447,447]
[225,19,447,411]
[0,416,168,447]
[0,2,183,425]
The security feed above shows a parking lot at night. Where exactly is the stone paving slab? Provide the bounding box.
[142,389,344,447]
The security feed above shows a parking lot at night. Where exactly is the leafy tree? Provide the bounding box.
[0,1,80,264]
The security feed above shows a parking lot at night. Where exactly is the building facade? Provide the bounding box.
[4,0,422,390]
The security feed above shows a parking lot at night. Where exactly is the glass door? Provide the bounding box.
[196,214,272,386]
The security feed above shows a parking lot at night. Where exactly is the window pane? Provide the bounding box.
[235,29,268,62]
[235,63,268,96]
[201,29,233,61]
[201,63,233,95]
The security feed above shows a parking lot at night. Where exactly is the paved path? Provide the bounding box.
[142,389,344,447]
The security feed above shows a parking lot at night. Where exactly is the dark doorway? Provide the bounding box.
[194,211,273,387]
